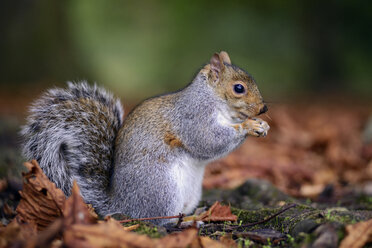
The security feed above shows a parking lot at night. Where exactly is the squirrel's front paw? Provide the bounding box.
[242,118,270,137]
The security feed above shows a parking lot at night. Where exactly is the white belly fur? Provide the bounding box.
[216,107,241,127]
[171,156,207,215]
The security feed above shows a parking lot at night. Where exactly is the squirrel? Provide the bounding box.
[21,51,269,225]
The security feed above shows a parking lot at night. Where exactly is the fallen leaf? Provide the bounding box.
[197,201,237,222]
[33,218,64,248]
[159,228,201,248]
[204,103,371,198]
[236,229,286,245]
[339,219,372,248]
[0,178,7,192]
[300,184,325,198]
[200,236,228,248]
[219,234,237,248]
[86,204,99,220]
[101,216,140,231]
[16,160,66,231]
[63,181,97,227]
[123,224,140,231]
[3,202,17,217]
[160,227,228,248]
[63,218,154,248]
[0,215,37,248]
[65,218,227,248]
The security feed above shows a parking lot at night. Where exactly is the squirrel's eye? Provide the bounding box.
[233,84,245,94]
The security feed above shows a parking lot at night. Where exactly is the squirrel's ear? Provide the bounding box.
[210,53,225,77]
[219,51,231,64]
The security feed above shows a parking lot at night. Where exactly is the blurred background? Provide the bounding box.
[1,1,371,103]
[0,1,371,201]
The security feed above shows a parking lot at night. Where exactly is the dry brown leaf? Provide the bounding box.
[33,218,64,248]
[204,104,371,198]
[0,178,7,192]
[86,203,99,219]
[63,181,97,227]
[123,224,140,231]
[200,237,229,248]
[196,201,237,222]
[300,184,325,198]
[100,216,140,231]
[159,227,228,248]
[219,234,237,248]
[339,219,372,248]
[0,215,37,248]
[159,228,201,248]
[65,218,227,248]
[16,160,66,231]
[0,212,63,248]
[64,218,155,248]
[3,202,16,217]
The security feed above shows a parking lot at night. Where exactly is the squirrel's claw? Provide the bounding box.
[242,118,270,137]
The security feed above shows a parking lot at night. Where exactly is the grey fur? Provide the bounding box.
[110,72,249,225]
[21,82,123,210]
[21,60,268,225]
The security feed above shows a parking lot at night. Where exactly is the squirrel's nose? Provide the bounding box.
[258,105,268,115]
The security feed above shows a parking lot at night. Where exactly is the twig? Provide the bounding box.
[238,203,297,228]
[176,213,185,228]
[201,203,297,232]
[119,213,184,223]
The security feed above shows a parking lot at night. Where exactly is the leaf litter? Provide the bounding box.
[1,102,372,247]
[204,103,372,199]
[1,161,235,247]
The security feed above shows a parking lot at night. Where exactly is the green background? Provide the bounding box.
[0,0,371,102]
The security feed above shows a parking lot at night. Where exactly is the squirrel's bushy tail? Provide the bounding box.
[21,82,124,212]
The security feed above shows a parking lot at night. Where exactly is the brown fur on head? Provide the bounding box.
[206,51,267,121]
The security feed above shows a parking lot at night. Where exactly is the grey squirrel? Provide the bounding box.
[21,51,269,225]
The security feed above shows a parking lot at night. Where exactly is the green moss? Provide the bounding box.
[231,204,323,234]
[293,203,313,211]
[323,209,362,225]
[232,207,277,223]
[301,232,317,246]
[122,221,165,238]
[357,195,372,210]
[337,228,346,241]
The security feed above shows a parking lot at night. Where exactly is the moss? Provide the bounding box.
[300,232,317,246]
[232,207,281,231]
[356,195,372,210]
[231,204,324,234]
[337,228,346,241]
[323,208,364,225]
[294,203,312,211]
[122,221,166,238]
[232,207,278,223]
[202,179,293,210]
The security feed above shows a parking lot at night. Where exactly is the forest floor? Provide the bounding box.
[0,99,371,247]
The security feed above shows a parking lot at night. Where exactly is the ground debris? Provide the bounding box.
[204,104,372,199]
[2,161,230,248]
[235,229,286,245]
[16,160,66,231]
[0,215,37,248]
[0,102,372,247]
[339,219,372,248]
[312,224,339,248]
[196,201,237,222]
[63,181,97,226]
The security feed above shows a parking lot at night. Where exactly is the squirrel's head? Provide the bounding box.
[205,51,268,121]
